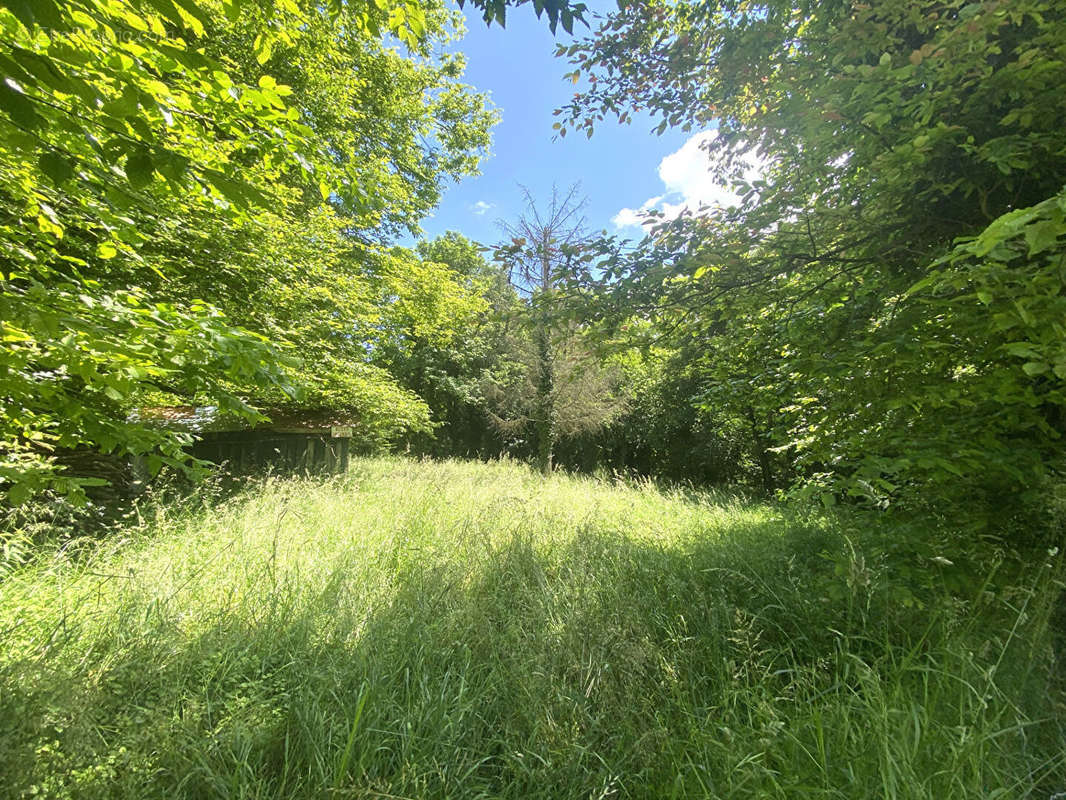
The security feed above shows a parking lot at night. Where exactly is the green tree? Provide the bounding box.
[493,186,626,473]
[110,0,503,447]
[372,232,519,457]
[0,0,322,499]
[560,0,1066,512]
[0,0,588,501]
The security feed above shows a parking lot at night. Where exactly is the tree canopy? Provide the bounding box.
[4,0,1064,527]
[0,0,584,500]
[555,0,1066,512]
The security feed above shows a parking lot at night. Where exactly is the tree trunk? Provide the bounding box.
[533,243,557,476]
[746,404,775,493]
[534,317,555,475]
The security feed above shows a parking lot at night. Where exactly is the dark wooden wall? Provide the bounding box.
[190,431,350,475]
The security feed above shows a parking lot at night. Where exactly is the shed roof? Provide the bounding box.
[134,406,359,435]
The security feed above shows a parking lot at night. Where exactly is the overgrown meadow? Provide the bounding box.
[1,458,1062,799]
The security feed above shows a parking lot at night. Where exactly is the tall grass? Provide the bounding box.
[0,457,1062,798]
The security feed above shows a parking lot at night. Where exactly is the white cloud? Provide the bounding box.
[471,200,493,216]
[613,130,767,231]
[610,195,663,229]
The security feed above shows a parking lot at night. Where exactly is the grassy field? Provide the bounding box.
[0,457,1063,799]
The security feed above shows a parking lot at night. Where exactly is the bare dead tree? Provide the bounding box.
[491,184,624,474]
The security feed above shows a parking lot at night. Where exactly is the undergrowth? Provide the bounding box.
[0,457,1062,798]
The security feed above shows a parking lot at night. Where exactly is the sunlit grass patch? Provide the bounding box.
[1,457,1062,798]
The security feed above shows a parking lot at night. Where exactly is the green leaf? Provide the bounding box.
[254,33,273,65]
[39,151,74,184]
[203,169,266,208]
[1024,219,1062,256]
[0,0,63,30]
[166,0,212,35]
[157,152,190,184]
[0,0,36,29]
[12,48,75,94]
[7,480,32,505]
[125,149,155,190]
[0,79,41,130]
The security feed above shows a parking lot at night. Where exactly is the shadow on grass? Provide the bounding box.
[1,513,1063,799]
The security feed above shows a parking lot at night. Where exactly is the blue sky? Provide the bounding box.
[411,0,723,246]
